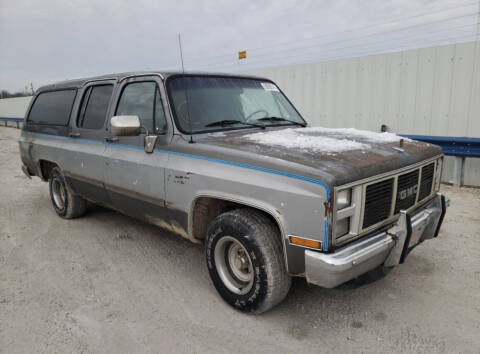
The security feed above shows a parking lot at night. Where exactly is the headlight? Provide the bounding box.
[336,189,351,210]
[335,218,350,238]
[434,158,443,191]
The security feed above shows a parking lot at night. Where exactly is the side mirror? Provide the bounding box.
[110,115,141,136]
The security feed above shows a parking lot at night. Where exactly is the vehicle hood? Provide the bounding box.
[192,126,443,187]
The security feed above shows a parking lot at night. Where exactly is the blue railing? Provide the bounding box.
[0,117,23,122]
[0,117,23,128]
[401,134,480,158]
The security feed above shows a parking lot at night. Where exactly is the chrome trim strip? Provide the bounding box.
[336,205,356,219]
[119,73,165,82]
[82,77,118,86]
[414,166,422,205]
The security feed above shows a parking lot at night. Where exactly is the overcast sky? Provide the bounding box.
[0,0,478,91]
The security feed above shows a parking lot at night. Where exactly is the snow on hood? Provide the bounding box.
[244,127,408,154]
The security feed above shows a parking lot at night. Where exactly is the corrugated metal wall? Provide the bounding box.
[0,96,32,118]
[249,40,480,137]
[248,41,480,186]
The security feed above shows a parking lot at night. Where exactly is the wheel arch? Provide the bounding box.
[189,193,285,239]
[38,159,60,181]
[189,193,289,268]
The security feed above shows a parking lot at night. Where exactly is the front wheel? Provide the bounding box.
[205,209,291,314]
[49,167,87,219]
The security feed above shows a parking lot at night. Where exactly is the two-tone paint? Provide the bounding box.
[19,71,443,276]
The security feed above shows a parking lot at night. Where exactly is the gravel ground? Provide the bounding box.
[1,126,479,353]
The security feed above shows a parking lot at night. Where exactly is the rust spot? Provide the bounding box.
[335,151,391,168]
[402,140,435,152]
[386,231,398,240]
[324,192,334,219]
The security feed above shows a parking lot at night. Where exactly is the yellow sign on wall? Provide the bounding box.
[238,51,247,60]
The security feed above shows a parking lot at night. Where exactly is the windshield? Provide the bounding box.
[166,75,306,133]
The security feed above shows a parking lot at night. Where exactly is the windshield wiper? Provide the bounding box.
[256,116,306,127]
[205,119,265,129]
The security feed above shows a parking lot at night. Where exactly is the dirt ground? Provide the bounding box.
[1,126,479,353]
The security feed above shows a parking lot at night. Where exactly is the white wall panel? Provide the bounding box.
[249,40,480,137]
[467,42,480,135]
[414,47,436,134]
[0,96,32,118]
[448,42,476,137]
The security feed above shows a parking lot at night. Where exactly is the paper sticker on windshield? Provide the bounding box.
[261,82,279,92]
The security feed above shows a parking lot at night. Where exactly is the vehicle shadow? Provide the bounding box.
[80,203,395,325]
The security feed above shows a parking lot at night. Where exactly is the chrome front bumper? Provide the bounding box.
[305,193,448,288]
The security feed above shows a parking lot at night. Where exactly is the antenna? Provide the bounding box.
[178,33,185,73]
[178,33,194,143]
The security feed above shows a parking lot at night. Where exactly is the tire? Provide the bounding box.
[49,167,87,219]
[205,209,291,314]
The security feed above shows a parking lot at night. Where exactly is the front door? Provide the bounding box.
[103,76,171,221]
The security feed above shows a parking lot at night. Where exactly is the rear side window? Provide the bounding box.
[28,89,76,125]
[77,85,113,129]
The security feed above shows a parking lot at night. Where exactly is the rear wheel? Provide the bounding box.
[205,209,291,314]
[49,167,86,219]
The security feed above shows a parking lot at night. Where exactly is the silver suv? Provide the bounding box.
[19,72,448,313]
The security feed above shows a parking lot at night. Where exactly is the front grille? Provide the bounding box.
[418,163,434,201]
[394,169,419,213]
[334,159,439,246]
[363,178,394,229]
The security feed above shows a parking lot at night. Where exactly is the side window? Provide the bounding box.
[77,85,113,130]
[155,87,167,133]
[28,89,76,125]
[116,82,155,133]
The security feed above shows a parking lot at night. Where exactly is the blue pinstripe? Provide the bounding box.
[22,130,331,251]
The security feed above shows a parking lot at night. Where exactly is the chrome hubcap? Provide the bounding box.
[214,236,254,295]
[52,178,66,210]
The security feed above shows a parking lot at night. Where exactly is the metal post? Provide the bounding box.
[452,156,465,187]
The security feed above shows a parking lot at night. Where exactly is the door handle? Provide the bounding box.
[69,132,81,138]
[104,137,119,143]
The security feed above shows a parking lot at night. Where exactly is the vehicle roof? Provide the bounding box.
[36,71,269,93]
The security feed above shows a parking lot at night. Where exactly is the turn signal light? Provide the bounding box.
[289,236,322,249]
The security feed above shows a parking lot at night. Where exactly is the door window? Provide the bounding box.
[77,85,114,129]
[116,82,167,134]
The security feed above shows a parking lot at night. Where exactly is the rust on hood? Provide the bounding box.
[193,127,443,187]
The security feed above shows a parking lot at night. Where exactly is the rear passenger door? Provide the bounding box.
[62,80,115,204]
[103,76,171,220]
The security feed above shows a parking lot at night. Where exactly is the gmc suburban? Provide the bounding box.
[19,72,448,313]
